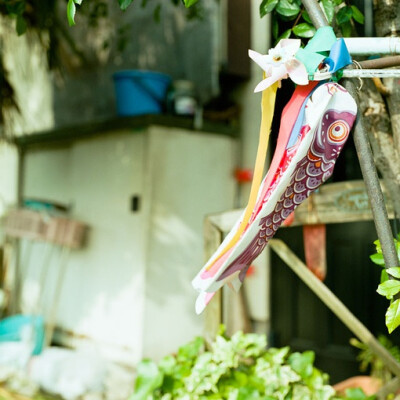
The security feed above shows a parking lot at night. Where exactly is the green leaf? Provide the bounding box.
[183,0,199,7]
[288,351,314,379]
[177,336,204,361]
[275,0,301,18]
[5,1,25,16]
[322,0,335,23]
[377,280,400,299]
[260,0,279,17]
[344,387,369,399]
[351,5,364,24]
[386,299,400,334]
[292,22,316,38]
[272,17,279,39]
[374,239,382,253]
[339,21,352,37]
[302,10,312,24]
[16,15,27,36]
[237,386,260,400]
[158,355,176,374]
[387,267,400,279]
[67,0,76,26]
[130,360,163,400]
[370,253,385,266]
[153,3,161,22]
[118,0,134,10]
[275,28,292,44]
[336,5,353,24]
[381,269,389,284]
[396,240,400,261]
[74,0,83,5]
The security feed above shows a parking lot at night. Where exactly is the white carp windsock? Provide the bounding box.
[192,81,357,314]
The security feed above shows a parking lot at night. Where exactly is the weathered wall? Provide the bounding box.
[0,20,54,221]
[142,127,237,359]
[52,0,220,127]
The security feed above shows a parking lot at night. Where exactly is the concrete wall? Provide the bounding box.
[22,132,147,363]
[21,126,236,364]
[142,127,236,359]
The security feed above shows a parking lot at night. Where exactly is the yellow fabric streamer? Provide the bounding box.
[206,81,278,270]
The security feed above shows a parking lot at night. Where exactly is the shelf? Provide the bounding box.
[13,114,239,150]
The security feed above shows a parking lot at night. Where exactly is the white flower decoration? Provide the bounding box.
[249,39,309,92]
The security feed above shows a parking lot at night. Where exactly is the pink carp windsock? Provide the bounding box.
[192,32,357,314]
[193,82,357,313]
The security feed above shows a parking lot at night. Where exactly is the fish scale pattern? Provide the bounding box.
[218,108,356,283]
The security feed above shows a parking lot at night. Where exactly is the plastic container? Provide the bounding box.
[113,70,171,116]
[167,80,198,116]
[0,314,45,355]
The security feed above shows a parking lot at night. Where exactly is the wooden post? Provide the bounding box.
[203,217,223,345]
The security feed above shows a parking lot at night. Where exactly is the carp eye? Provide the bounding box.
[328,120,349,143]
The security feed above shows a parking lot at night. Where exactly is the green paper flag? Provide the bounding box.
[295,26,337,74]
[295,49,325,74]
[305,26,337,53]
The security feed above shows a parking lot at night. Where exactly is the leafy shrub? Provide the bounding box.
[130,329,371,400]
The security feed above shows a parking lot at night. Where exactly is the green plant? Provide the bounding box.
[0,0,200,34]
[66,0,199,26]
[259,0,364,42]
[370,235,400,333]
[351,334,400,386]
[131,328,373,399]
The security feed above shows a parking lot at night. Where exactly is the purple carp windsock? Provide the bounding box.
[193,82,357,313]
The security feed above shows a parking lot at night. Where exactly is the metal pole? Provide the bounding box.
[301,0,328,28]
[300,0,399,271]
[344,81,399,269]
[358,56,400,69]
[342,69,400,78]
[344,37,400,56]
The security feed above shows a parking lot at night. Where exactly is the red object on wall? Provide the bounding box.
[234,168,253,183]
[303,224,327,281]
[246,265,256,277]
[282,211,295,227]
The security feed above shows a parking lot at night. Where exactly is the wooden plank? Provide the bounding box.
[207,180,394,234]
[293,180,393,225]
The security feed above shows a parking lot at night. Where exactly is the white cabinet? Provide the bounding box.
[21,124,237,364]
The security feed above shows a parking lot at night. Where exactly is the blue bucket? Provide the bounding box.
[0,315,45,355]
[113,70,171,116]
